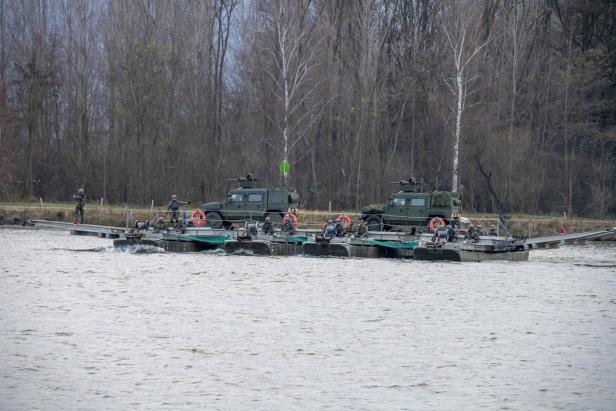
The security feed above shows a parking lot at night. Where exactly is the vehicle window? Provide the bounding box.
[410,198,425,207]
[390,197,406,207]
[229,193,243,202]
[248,193,263,202]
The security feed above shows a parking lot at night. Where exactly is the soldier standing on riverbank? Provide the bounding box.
[73,188,86,224]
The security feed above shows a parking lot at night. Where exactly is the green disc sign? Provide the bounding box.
[279,160,290,175]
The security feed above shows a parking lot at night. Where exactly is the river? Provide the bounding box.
[0,228,615,410]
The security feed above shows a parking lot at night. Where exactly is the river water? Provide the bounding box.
[0,227,615,410]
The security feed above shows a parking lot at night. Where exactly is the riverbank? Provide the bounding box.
[0,202,614,239]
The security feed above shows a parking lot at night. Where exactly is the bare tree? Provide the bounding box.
[263,0,325,186]
[440,0,489,194]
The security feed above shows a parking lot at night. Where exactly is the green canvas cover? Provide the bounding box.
[360,239,419,249]
[278,236,309,244]
[177,235,230,245]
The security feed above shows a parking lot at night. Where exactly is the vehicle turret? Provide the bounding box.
[390,177,422,193]
[228,174,260,189]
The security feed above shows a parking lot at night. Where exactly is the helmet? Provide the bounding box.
[491,224,496,229]
[172,194,177,200]
[327,219,333,224]
[446,224,452,229]
[77,188,84,194]
[265,217,271,223]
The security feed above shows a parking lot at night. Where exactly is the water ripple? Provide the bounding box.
[0,228,615,410]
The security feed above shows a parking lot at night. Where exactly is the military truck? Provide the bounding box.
[360,178,461,232]
[201,175,300,229]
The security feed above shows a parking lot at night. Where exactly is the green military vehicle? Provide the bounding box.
[201,175,300,229]
[360,178,461,232]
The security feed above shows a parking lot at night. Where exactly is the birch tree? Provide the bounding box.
[264,0,325,186]
[440,0,488,193]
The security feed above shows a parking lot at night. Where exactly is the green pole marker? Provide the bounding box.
[279,160,290,175]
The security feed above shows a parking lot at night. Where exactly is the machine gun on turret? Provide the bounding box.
[228,174,260,189]
[390,177,422,193]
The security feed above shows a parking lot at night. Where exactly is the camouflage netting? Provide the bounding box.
[430,192,452,208]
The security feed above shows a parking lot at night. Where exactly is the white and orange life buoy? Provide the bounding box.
[283,212,298,227]
[337,214,351,228]
[428,216,446,233]
[190,209,206,226]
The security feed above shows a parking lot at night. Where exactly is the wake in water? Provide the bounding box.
[51,246,110,253]
[112,245,164,254]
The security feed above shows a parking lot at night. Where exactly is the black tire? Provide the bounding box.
[366,215,384,232]
[265,212,283,229]
[205,211,223,229]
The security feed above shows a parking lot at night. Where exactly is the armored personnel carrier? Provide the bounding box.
[360,178,461,232]
[201,175,300,229]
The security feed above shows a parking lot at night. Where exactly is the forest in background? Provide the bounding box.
[0,0,614,217]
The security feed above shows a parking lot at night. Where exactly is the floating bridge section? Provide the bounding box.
[520,227,616,249]
[29,220,615,258]
[31,220,125,239]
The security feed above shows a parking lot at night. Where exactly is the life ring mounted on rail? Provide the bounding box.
[337,214,352,228]
[190,209,206,226]
[428,216,446,233]
[283,212,298,227]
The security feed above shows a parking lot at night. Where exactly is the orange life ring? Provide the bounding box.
[337,214,351,228]
[428,217,446,233]
[190,209,206,226]
[283,212,298,227]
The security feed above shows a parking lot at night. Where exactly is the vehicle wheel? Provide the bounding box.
[266,212,283,229]
[365,215,384,232]
[205,211,223,229]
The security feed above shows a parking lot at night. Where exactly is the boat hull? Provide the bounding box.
[414,246,529,262]
[224,240,272,255]
[302,242,350,257]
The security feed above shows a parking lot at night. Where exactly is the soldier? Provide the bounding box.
[323,219,336,239]
[356,221,368,237]
[283,218,296,235]
[431,225,448,244]
[244,221,258,237]
[154,216,166,231]
[445,224,455,242]
[72,188,86,224]
[262,216,274,235]
[489,224,498,236]
[465,224,479,241]
[334,219,344,237]
[167,194,190,225]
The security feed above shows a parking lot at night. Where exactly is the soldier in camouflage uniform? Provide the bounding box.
[262,216,274,235]
[73,188,86,224]
[167,194,190,225]
[465,224,480,241]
